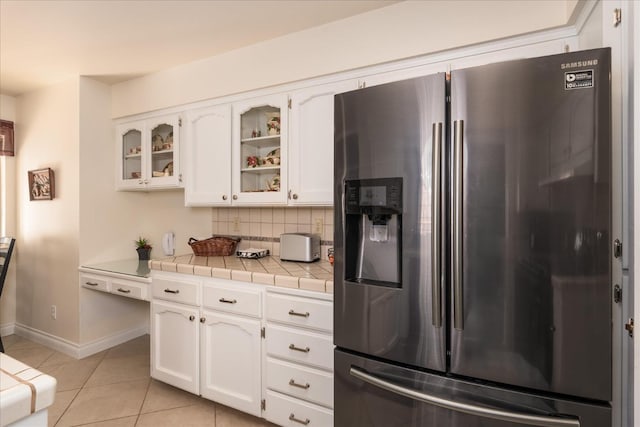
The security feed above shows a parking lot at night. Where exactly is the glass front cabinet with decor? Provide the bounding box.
[232,95,288,205]
[117,114,182,191]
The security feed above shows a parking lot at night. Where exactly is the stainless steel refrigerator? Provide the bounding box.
[334,48,612,426]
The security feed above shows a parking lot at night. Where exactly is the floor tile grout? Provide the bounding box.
[2,334,274,427]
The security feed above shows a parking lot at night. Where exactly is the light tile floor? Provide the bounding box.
[2,334,277,427]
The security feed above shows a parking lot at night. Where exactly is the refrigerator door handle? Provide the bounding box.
[431,122,443,328]
[349,366,580,427]
[453,119,464,330]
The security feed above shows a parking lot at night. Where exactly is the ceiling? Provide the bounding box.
[0,0,397,97]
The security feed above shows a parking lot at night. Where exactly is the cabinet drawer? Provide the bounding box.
[202,283,261,318]
[266,324,333,371]
[111,280,147,301]
[266,293,332,332]
[264,389,333,427]
[267,357,333,408]
[80,274,109,292]
[152,277,200,306]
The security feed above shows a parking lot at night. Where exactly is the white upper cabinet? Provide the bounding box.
[184,105,232,206]
[288,79,358,206]
[232,94,288,205]
[117,114,182,191]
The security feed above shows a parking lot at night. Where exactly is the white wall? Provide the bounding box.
[112,0,574,118]
[77,77,211,266]
[0,94,17,335]
[16,79,81,342]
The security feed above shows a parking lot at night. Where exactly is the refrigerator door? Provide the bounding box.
[336,349,611,427]
[334,74,446,372]
[449,48,611,401]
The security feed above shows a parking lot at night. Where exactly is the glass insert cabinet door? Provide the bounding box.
[232,95,288,205]
[119,120,145,187]
[117,115,182,191]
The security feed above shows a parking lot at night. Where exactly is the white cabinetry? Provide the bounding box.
[149,272,335,424]
[184,105,232,206]
[232,94,288,205]
[151,299,199,394]
[79,270,150,302]
[150,273,265,417]
[288,79,358,205]
[150,275,201,394]
[116,114,182,191]
[200,281,262,416]
[263,288,334,426]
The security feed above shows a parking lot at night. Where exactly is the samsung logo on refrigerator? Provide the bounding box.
[561,59,598,69]
[565,69,594,90]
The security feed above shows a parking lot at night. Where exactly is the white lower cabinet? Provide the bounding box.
[264,389,334,427]
[264,288,334,426]
[200,310,262,416]
[150,272,334,425]
[151,299,200,394]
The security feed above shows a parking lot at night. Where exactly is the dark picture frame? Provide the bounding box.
[28,168,55,201]
[0,120,14,156]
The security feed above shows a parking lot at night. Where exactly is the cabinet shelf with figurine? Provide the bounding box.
[117,114,182,191]
[232,95,288,205]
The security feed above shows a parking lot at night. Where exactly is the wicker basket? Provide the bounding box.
[188,236,240,256]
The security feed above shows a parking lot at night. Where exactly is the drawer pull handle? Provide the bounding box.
[85,282,99,286]
[289,414,310,425]
[288,309,310,318]
[289,379,310,389]
[164,289,180,294]
[289,344,310,353]
[117,288,131,294]
[219,298,237,304]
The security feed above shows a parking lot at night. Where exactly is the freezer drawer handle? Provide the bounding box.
[288,309,310,318]
[288,414,310,425]
[349,367,580,427]
[289,344,310,353]
[289,379,311,389]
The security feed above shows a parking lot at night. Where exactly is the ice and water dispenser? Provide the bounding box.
[343,177,403,288]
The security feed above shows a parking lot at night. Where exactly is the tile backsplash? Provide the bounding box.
[211,207,334,260]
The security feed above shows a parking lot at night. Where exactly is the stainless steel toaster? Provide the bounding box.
[280,233,320,262]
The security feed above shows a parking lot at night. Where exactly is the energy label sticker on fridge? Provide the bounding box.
[565,69,594,90]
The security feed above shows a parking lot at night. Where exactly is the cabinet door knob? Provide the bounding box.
[200,317,206,323]
[189,315,195,322]
[232,194,238,200]
[292,193,298,200]
[222,195,228,201]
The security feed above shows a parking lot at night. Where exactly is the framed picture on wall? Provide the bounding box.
[28,168,55,201]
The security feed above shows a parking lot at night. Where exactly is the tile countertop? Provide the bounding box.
[150,255,334,293]
[0,352,57,426]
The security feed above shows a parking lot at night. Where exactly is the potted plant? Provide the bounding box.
[135,237,152,261]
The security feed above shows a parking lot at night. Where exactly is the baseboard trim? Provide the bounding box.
[13,323,149,359]
[0,322,16,337]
